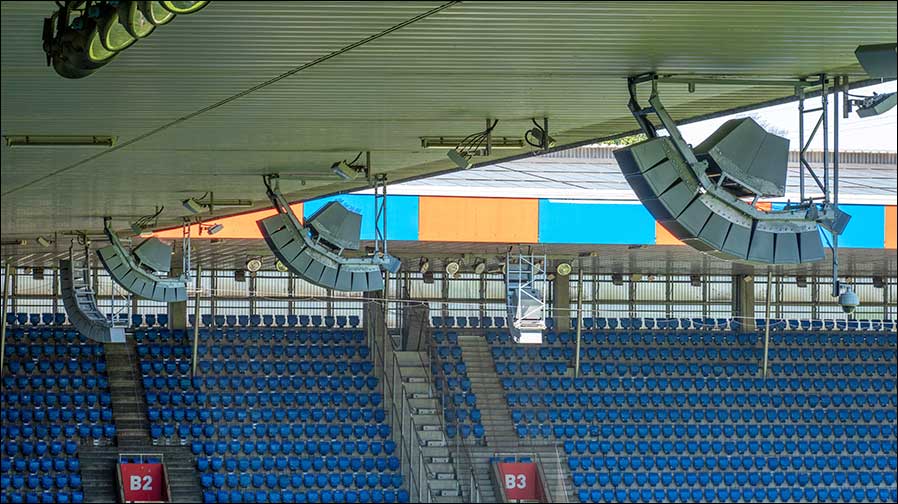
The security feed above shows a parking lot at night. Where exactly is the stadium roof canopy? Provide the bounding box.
[2,1,896,241]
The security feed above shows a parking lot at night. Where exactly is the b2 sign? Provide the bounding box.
[120,463,166,502]
[497,462,539,501]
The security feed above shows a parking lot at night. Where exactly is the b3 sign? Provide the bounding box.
[497,462,539,501]
[120,463,166,502]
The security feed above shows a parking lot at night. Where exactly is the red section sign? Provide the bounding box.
[497,462,540,501]
[120,463,166,502]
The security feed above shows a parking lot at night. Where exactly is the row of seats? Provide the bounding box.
[153,424,392,443]
[0,458,80,474]
[139,344,368,360]
[502,376,896,393]
[135,329,365,344]
[518,422,896,440]
[132,313,360,328]
[514,406,897,425]
[507,391,895,409]
[146,392,383,407]
[2,392,111,407]
[431,316,505,328]
[4,361,106,375]
[2,412,116,430]
[492,343,896,361]
[563,439,898,456]
[3,345,104,359]
[192,440,396,457]
[143,376,379,393]
[487,329,898,346]
[201,488,409,503]
[142,360,375,377]
[569,466,897,484]
[149,407,385,424]
[2,375,108,391]
[577,486,896,504]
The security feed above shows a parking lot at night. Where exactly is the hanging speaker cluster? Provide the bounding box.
[97,224,188,302]
[257,184,401,292]
[43,1,209,79]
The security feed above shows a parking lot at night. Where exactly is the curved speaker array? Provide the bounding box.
[615,135,825,265]
[59,259,125,343]
[257,183,400,292]
[97,229,188,302]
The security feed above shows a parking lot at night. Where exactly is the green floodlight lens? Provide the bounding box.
[139,1,176,26]
[123,2,156,38]
[160,1,209,14]
[87,23,117,62]
[101,11,137,52]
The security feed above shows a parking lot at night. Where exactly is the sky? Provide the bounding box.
[678,81,897,153]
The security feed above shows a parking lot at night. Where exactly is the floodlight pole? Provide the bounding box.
[191,266,202,378]
[0,260,12,378]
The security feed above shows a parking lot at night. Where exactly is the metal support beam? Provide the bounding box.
[762,271,772,379]
[191,266,202,378]
[0,261,12,378]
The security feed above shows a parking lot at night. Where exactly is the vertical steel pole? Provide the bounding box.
[0,261,12,377]
[798,88,805,202]
[574,270,583,379]
[821,74,829,204]
[832,76,841,298]
[191,266,202,377]
[762,271,772,378]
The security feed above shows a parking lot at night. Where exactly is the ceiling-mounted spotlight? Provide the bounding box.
[524,118,556,150]
[45,13,117,79]
[36,236,52,248]
[796,276,808,288]
[631,273,643,282]
[182,198,205,214]
[245,258,263,273]
[138,1,176,26]
[33,267,46,281]
[556,263,572,277]
[611,273,623,286]
[422,271,435,284]
[473,259,486,275]
[547,272,556,281]
[445,261,460,276]
[275,260,289,273]
[203,223,224,235]
[119,1,157,39]
[851,92,896,118]
[647,274,656,282]
[447,119,499,169]
[690,274,701,287]
[160,1,210,14]
[98,3,137,52]
[419,257,430,274]
[331,152,366,181]
[234,269,246,282]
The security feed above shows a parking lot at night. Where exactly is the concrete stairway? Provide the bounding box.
[79,446,202,503]
[458,333,575,503]
[396,354,463,503]
[104,338,150,447]
[458,334,518,446]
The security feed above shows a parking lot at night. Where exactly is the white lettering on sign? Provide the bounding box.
[504,474,527,489]
[130,475,153,491]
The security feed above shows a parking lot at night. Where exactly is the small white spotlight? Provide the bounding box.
[275,260,289,273]
[419,257,430,274]
[36,236,51,248]
[245,258,262,272]
[556,263,572,277]
[445,261,460,276]
[206,223,224,235]
[473,260,486,275]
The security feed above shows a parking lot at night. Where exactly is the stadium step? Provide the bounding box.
[104,338,151,446]
[79,445,202,503]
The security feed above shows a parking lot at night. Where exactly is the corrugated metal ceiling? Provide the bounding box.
[2,1,896,239]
